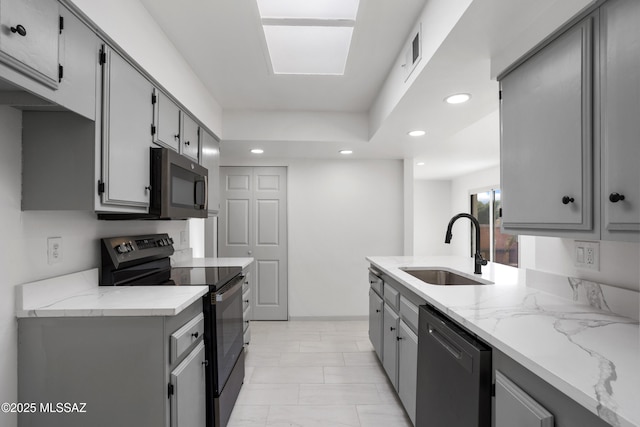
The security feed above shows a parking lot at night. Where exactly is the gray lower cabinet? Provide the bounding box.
[368,268,421,425]
[170,342,207,427]
[500,15,595,235]
[493,349,612,427]
[242,264,253,346]
[397,319,418,425]
[600,0,640,242]
[18,300,205,427]
[0,0,60,88]
[368,288,384,361]
[382,304,400,388]
[100,44,154,211]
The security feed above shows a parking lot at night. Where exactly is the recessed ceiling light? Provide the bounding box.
[408,130,426,137]
[445,93,471,104]
[416,162,425,166]
[251,148,264,154]
[339,150,353,155]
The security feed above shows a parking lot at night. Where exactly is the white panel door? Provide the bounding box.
[219,166,288,320]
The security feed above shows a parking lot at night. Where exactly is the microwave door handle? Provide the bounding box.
[194,179,206,210]
[204,175,208,211]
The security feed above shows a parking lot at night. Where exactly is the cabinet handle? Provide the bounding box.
[184,140,190,146]
[375,309,381,313]
[609,193,625,203]
[174,134,180,140]
[390,326,396,331]
[145,186,152,191]
[562,196,575,205]
[396,336,403,341]
[202,360,209,367]
[191,332,199,338]
[10,25,27,37]
[244,299,250,303]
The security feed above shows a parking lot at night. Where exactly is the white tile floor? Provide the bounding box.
[228,320,413,427]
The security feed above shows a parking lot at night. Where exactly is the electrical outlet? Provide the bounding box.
[47,237,62,265]
[574,241,599,271]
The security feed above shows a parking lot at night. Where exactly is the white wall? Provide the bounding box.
[413,180,454,256]
[0,108,191,427]
[221,158,404,319]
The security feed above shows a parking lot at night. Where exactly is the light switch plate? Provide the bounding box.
[574,240,599,271]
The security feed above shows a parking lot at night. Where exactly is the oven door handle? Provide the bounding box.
[214,275,245,304]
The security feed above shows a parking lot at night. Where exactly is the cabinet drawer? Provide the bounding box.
[399,295,419,334]
[383,283,400,312]
[242,275,250,293]
[495,371,554,427]
[242,289,250,312]
[170,313,204,363]
[369,271,383,296]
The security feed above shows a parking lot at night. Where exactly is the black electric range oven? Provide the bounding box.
[100,233,244,427]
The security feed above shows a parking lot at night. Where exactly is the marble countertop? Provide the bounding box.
[172,257,254,269]
[16,269,208,318]
[367,256,639,427]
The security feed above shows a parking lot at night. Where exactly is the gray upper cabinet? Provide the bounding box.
[54,4,99,120]
[500,16,594,234]
[200,129,221,215]
[181,112,200,162]
[0,0,59,88]
[600,0,640,242]
[153,88,181,152]
[100,44,153,211]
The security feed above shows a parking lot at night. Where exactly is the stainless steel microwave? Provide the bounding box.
[149,147,208,219]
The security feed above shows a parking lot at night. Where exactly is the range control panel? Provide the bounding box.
[101,233,175,270]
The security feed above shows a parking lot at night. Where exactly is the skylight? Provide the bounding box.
[256,0,360,75]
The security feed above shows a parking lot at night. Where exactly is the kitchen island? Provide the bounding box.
[367,256,639,427]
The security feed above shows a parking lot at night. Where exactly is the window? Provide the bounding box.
[470,189,518,267]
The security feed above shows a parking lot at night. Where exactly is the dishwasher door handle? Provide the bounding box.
[428,324,473,373]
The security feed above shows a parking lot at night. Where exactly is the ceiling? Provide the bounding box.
[139,0,596,180]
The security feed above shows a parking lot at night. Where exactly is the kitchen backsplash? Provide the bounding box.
[527,269,640,321]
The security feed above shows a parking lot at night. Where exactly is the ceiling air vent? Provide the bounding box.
[403,23,422,82]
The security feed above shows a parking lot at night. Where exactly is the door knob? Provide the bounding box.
[609,193,625,203]
[248,251,252,255]
[562,196,575,205]
[11,25,27,37]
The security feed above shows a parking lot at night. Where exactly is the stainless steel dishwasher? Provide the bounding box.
[416,305,492,427]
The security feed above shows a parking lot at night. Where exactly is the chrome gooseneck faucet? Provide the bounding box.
[444,213,487,274]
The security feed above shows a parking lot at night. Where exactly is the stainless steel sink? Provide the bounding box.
[399,268,491,286]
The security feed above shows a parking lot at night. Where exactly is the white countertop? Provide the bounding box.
[172,257,254,269]
[367,256,639,427]
[16,269,208,318]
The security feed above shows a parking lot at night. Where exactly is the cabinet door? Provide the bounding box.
[200,130,220,215]
[181,112,199,162]
[397,320,418,425]
[500,17,594,231]
[382,304,399,389]
[55,5,99,120]
[153,89,180,152]
[0,0,59,87]
[101,45,153,210]
[368,289,384,362]
[600,0,640,241]
[170,341,207,427]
